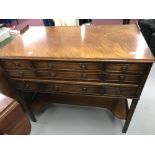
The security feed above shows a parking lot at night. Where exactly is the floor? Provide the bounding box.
[31,63,155,135]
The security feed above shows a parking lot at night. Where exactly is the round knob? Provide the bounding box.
[15,62,20,68]
[119,75,125,81]
[50,72,56,78]
[117,89,122,95]
[82,87,87,92]
[48,63,53,69]
[24,83,29,89]
[19,71,24,76]
[121,65,128,72]
[81,73,87,79]
[54,85,59,91]
[80,64,87,70]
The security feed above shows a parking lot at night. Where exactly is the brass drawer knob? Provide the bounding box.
[19,71,24,76]
[48,63,53,69]
[121,65,128,72]
[80,64,87,70]
[116,89,122,95]
[53,85,59,91]
[50,72,56,78]
[119,75,125,80]
[24,83,29,89]
[81,73,87,79]
[82,87,87,92]
[15,62,20,68]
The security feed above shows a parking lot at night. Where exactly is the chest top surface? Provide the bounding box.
[0,25,154,62]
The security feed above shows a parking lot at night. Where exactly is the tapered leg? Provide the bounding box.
[25,104,37,122]
[15,91,37,122]
[122,99,139,133]
[19,98,37,122]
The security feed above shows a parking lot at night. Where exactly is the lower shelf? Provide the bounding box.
[31,93,129,120]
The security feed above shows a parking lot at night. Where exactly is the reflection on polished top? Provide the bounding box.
[0,25,154,62]
[0,93,14,114]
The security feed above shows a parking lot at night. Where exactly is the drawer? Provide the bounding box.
[14,81,39,91]
[12,80,138,98]
[37,71,142,84]
[39,83,101,95]
[103,86,138,98]
[1,60,32,69]
[103,73,142,84]
[39,83,138,98]
[37,70,103,81]
[7,70,36,78]
[34,61,102,71]
[104,63,147,74]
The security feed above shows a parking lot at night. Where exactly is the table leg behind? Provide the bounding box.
[16,91,37,122]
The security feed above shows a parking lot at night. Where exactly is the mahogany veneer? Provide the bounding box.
[0,25,154,133]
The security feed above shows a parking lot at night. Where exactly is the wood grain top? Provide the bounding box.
[0,25,154,62]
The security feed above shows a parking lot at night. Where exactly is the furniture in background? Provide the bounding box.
[0,19,19,27]
[54,19,79,26]
[138,19,155,57]
[0,28,36,124]
[0,93,31,135]
[0,24,6,28]
[0,47,31,135]
[123,19,130,24]
[79,19,92,25]
[92,19,139,25]
[42,19,55,26]
[43,19,91,26]
[0,25,154,133]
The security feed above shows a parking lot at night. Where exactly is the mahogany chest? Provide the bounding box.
[0,25,154,133]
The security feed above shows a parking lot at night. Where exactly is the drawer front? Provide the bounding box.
[34,62,146,73]
[103,86,138,97]
[7,70,36,78]
[37,71,103,81]
[39,83,138,98]
[104,73,142,83]
[14,81,39,91]
[34,61,102,71]
[39,83,101,95]
[1,60,32,69]
[37,71,142,84]
[104,63,147,74]
[1,61,147,75]
[12,80,138,98]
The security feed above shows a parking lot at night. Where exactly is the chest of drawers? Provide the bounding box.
[0,25,154,133]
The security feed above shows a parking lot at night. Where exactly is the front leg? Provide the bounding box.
[122,99,139,133]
